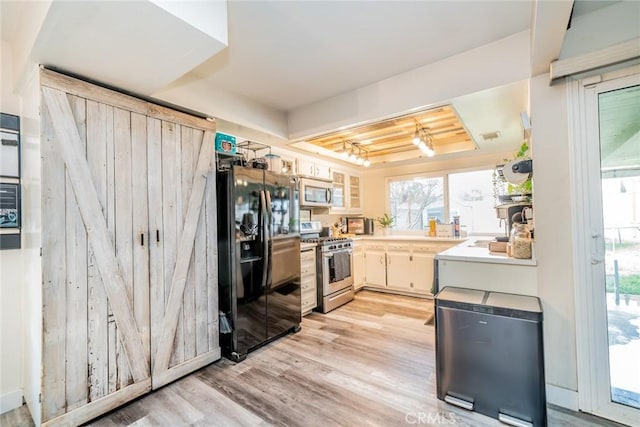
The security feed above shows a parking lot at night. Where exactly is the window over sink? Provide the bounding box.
[387,168,504,235]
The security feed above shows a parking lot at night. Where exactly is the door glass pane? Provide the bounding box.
[333,171,345,208]
[599,84,640,409]
[350,175,360,209]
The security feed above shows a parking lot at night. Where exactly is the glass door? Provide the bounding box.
[332,171,345,208]
[349,175,361,209]
[580,72,640,425]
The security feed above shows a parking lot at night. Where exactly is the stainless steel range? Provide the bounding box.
[300,221,354,313]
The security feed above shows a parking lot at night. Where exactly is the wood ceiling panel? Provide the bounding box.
[301,104,477,162]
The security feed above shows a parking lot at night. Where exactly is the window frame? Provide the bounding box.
[385,164,500,235]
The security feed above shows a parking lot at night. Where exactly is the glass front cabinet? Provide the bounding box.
[331,170,362,213]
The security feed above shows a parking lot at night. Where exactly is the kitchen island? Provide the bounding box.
[435,237,538,296]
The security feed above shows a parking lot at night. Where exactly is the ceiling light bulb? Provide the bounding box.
[418,141,426,150]
[349,150,357,162]
[425,146,435,157]
[364,158,370,167]
[413,131,421,145]
[340,142,349,159]
[356,156,364,165]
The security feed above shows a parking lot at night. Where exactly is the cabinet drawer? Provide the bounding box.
[300,251,316,262]
[301,264,315,276]
[388,243,408,251]
[302,260,315,271]
[413,245,436,253]
[302,293,317,310]
[366,243,386,250]
[302,286,316,298]
[301,279,316,293]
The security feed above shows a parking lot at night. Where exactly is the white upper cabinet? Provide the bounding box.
[330,169,363,213]
[332,171,346,209]
[297,158,332,181]
[349,175,361,210]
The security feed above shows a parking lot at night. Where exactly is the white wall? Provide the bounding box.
[0,253,23,415]
[529,74,579,405]
[1,38,42,421]
[19,65,42,426]
[151,0,228,45]
[288,31,531,140]
[6,0,51,91]
[0,40,25,415]
[154,76,289,139]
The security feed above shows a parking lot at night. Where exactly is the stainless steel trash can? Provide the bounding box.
[435,287,546,427]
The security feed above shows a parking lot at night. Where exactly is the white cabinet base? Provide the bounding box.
[437,259,537,296]
[361,286,432,299]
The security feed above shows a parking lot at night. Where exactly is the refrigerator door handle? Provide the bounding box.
[265,190,273,237]
[260,190,270,289]
[265,190,273,289]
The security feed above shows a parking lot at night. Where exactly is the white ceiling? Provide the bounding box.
[190,0,532,111]
[2,0,586,167]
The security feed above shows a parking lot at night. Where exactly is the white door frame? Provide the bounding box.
[568,65,640,426]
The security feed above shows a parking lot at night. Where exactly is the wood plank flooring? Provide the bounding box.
[2,291,624,426]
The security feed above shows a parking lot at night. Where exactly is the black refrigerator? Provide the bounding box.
[217,162,301,362]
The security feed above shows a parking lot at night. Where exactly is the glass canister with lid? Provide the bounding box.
[510,223,532,259]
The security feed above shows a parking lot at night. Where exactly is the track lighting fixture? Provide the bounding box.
[412,123,436,158]
[334,140,371,167]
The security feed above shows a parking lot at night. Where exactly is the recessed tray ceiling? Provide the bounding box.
[298,105,477,161]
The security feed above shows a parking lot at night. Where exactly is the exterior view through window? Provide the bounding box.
[389,177,444,230]
[388,169,504,235]
[598,84,640,410]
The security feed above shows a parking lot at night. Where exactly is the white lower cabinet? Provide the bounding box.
[364,244,387,288]
[363,240,458,296]
[410,247,436,293]
[353,241,365,290]
[300,246,318,315]
[386,244,412,291]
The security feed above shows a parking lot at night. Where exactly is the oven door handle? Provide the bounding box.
[323,249,352,258]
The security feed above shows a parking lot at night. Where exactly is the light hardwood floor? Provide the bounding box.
[2,291,623,426]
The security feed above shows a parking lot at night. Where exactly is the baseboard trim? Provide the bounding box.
[361,286,432,299]
[0,389,23,414]
[546,384,579,411]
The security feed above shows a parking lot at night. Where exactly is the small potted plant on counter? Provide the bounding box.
[376,213,395,236]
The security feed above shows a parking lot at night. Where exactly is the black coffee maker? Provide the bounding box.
[496,203,531,236]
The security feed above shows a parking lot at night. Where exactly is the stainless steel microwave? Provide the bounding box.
[299,177,332,208]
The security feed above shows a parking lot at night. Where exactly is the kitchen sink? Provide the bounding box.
[467,239,492,248]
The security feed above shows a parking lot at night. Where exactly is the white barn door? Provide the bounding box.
[40,69,218,426]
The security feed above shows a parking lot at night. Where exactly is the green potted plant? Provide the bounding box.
[494,142,533,205]
[507,142,532,197]
[376,213,395,236]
